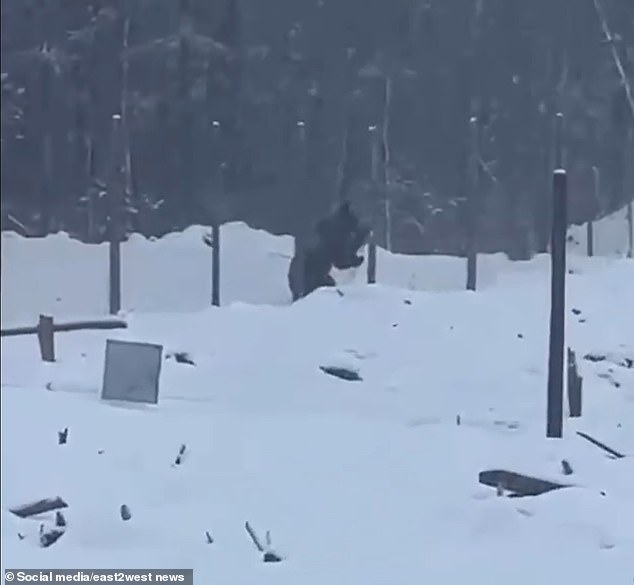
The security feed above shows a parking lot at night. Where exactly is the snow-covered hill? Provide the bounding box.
[1,216,633,584]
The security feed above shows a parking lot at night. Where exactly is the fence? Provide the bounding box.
[0,314,127,362]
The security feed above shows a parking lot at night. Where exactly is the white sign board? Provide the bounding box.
[101,339,163,404]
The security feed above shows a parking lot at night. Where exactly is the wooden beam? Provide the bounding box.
[2,318,127,337]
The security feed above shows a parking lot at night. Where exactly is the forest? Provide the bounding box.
[1,0,633,257]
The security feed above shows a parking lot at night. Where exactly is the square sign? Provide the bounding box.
[101,339,163,404]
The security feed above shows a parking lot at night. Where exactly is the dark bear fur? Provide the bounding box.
[288,201,370,301]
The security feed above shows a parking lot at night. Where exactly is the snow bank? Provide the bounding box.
[1,205,631,326]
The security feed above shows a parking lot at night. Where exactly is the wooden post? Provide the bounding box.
[211,120,221,307]
[627,201,633,259]
[211,201,221,307]
[466,116,480,291]
[567,348,583,418]
[367,125,379,284]
[588,166,599,257]
[107,114,125,315]
[37,314,55,362]
[554,112,565,169]
[546,159,568,437]
[109,231,121,315]
[293,120,307,297]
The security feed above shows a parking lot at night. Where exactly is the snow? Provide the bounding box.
[1,217,634,584]
[568,203,633,258]
[1,204,631,326]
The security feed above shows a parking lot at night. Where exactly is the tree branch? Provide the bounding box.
[593,0,634,124]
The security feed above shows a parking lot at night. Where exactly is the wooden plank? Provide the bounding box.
[567,348,583,418]
[479,469,572,497]
[2,318,127,337]
[9,496,68,518]
[37,314,55,362]
[55,319,127,333]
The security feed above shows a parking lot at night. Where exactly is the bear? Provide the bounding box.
[288,201,371,302]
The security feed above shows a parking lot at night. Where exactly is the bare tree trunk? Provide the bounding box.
[42,132,54,232]
[120,10,134,199]
[367,125,379,284]
[627,201,633,258]
[334,117,349,202]
[593,0,634,124]
[588,166,600,256]
[85,136,97,241]
[38,56,54,235]
[382,75,393,251]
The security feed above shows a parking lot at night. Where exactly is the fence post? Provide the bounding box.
[627,201,633,259]
[466,116,480,291]
[292,120,308,296]
[547,113,567,439]
[211,120,222,307]
[588,166,600,257]
[37,314,55,362]
[107,114,125,315]
[567,348,583,418]
[367,125,379,284]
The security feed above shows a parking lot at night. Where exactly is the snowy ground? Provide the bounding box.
[1,204,631,326]
[1,213,634,584]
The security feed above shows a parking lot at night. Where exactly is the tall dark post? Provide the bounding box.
[367,125,379,284]
[554,112,565,168]
[567,348,583,418]
[627,202,633,259]
[466,116,480,291]
[211,120,221,307]
[588,166,599,257]
[107,114,125,315]
[546,114,568,438]
[293,120,308,295]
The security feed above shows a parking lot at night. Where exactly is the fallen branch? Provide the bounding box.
[245,521,283,563]
[173,444,187,466]
[576,431,625,459]
[6,213,36,236]
[245,521,264,552]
